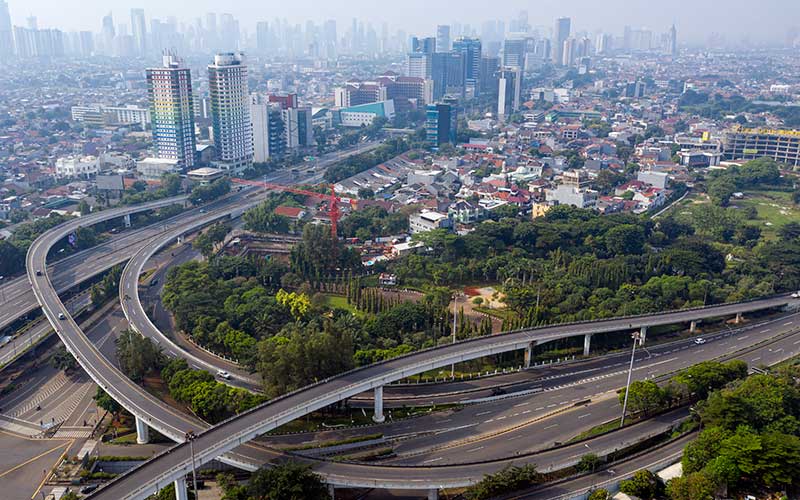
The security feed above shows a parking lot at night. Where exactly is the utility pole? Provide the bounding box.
[619,330,642,428]
[185,430,198,495]
[451,292,459,378]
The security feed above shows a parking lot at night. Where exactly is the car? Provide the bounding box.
[792,291,800,298]
[217,370,231,379]
[150,278,159,287]
[35,270,42,276]
[694,337,706,345]
[58,313,66,320]
[80,484,99,494]
[490,387,507,397]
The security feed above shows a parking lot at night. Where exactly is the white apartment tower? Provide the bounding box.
[208,52,252,172]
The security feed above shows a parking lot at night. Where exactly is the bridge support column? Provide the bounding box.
[328,484,335,499]
[524,341,536,369]
[372,386,385,423]
[123,214,131,228]
[135,416,149,444]
[583,334,593,357]
[690,320,697,333]
[428,488,439,500]
[639,326,647,346]
[173,477,188,500]
[735,312,743,324]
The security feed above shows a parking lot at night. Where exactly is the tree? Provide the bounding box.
[619,469,663,499]
[604,224,645,255]
[242,463,330,500]
[618,380,667,416]
[587,489,611,500]
[77,199,91,215]
[116,329,164,383]
[707,176,736,207]
[94,387,121,417]
[465,464,541,500]
[577,453,601,473]
[666,472,716,500]
[778,221,800,241]
[51,346,78,372]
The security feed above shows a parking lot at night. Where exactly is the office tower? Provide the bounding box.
[208,52,252,172]
[220,13,239,49]
[250,95,286,162]
[669,24,678,57]
[130,8,146,55]
[596,33,611,55]
[101,12,115,54]
[503,37,526,69]
[436,25,451,52]
[77,31,93,57]
[497,66,522,120]
[452,37,481,96]
[407,52,432,79]
[0,0,12,56]
[510,10,529,34]
[562,38,576,66]
[26,15,37,30]
[430,51,463,100]
[256,22,269,52]
[146,54,196,168]
[479,56,500,94]
[411,36,436,54]
[426,103,456,147]
[323,20,337,58]
[553,17,570,65]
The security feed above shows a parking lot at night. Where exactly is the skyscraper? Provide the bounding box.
[130,8,146,55]
[669,24,678,57]
[497,66,522,120]
[452,37,481,96]
[503,38,526,69]
[208,52,252,172]
[553,17,571,66]
[0,0,12,56]
[101,12,115,55]
[146,53,196,168]
[426,103,457,147]
[436,25,451,52]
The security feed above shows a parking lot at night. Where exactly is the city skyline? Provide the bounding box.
[3,0,800,46]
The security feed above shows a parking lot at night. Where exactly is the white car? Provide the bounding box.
[791,291,800,298]
[216,370,231,380]
[694,338,706,345]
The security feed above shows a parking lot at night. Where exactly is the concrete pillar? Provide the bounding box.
[328,484,336,499]
[373,386,385,423]
[523,341,536,369]
[639,326,647,346]
[135,416,149,444]
[123,214,131,228]
[583,333,592,357]
[735,312,743,324]
[174,477,188,500]
[428,489,439,500]
[690,320,697,333]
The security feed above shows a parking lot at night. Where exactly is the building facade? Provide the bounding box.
[426,103,457,147]
[146,54,196,167]
[723,127,800,167]
[208,52,253,173]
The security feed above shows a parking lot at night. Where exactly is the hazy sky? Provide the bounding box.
[8,0,800,44]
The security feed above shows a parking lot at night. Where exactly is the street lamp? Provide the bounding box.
[619,330,643,428]
[450,292,461,378]
[185,430,198,495]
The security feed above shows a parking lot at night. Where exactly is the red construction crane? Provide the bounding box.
[231,178,345,238]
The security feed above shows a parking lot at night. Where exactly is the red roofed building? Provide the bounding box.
[274,206,307,219]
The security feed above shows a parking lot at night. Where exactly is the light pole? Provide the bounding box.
[185,430,198,495]
[451,292,460,378]
[619,330,642,428]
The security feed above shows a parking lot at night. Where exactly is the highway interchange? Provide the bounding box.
[1,143,798,498]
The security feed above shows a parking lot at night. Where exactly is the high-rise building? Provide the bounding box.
[561,38,576,66]
[669,24,678,57]
[553,17,571,65]
[130,8,146,55]
[452,37,481,96]
[479,56,500,95]
[436,25,451,52]
[410,36,436,54]
[426,103,457,147]
[208,52,252,172]
[503,37,526,69]
[0,0,13,56]
[723,127,800,167]
[101,12,115,55]
[146,54,196,168]
[406,51,432,79]
[497,66,522,120]
[250,95,285,162]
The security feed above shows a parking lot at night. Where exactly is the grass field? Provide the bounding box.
[321,294,358,313]
[731,190,800,239]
